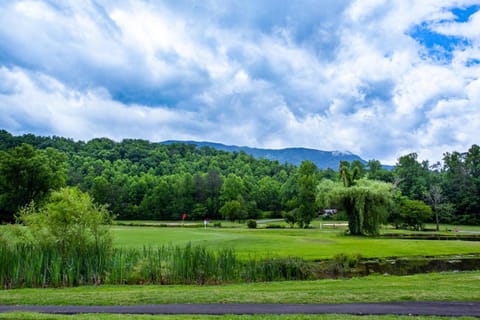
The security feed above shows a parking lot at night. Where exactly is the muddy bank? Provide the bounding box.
[381,233,480,241]
[314,254,480,278]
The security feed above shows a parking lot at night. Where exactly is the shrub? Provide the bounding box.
[246,219,257,229]
[18,187,113,255]
[400,199,433,230]
[282,210,296,228]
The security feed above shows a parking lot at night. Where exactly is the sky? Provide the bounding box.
[0,0,479,165]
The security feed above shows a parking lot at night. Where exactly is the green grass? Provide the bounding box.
[2,271,479,306]
[111,226,480,260]
[1,313,477,320]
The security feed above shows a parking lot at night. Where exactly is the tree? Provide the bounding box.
[367,159,394,182]
[0,144,66,222]
[318,178,392,236]
[425,184,443,231]
[280,175,298,212]
[219,200,242,221]
[253,176,281,215]
[340,162,360,187]
[205,170,223,218]
[350,160,367,178]
[220,174,245,202]
[394,153,430,200]
[282,210,296,228]
[140,178,174,220]
[464,144,480,223]
[18,187,112,255]
[387,191,406,229]
[399,199,432,231]
[220,174,251,220]
[296,161,319,228]
[442,147,480,224]
[191,203,208,220]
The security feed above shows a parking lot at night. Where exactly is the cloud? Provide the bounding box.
[0,66,200,141]
[0,0,479,165]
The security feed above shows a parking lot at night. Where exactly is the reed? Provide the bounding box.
[0,242,312,288]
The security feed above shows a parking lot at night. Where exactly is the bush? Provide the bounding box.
[400,199,433,230]
[18,187,113,255]
[246,219,257,229]
[282,210,296,228]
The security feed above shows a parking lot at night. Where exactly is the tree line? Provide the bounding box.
[0,130,479,230]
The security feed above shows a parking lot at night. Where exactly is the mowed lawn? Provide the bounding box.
[111,225,480,260]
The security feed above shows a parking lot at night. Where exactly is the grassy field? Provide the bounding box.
[2,223,480,319]
[111,225,480,260]
[6,222,479,288]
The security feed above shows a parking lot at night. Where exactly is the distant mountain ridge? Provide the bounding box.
[161,140,366,170]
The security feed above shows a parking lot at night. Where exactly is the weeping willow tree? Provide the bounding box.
[317,178,393,236]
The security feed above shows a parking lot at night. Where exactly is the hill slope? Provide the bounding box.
[162,140,366,169]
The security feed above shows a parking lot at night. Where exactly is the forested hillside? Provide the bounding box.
[162,140,367,169]
[0,130,479,226]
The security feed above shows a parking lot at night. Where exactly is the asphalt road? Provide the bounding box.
[1,302,480,316]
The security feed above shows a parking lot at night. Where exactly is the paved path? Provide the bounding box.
[1,302,480,316]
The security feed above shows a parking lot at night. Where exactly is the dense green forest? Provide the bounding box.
[0,130,479,226]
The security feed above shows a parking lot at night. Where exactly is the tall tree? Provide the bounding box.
[220,174,245,202]
[425,184,443,231]
[367,159,394,182]
[394,153,430,200]
[296,161,319,228]
[253,176,282,215]
[205,170,223,219]
[318,176,392,236]
[442,145,480,224]
[0,144,66,222]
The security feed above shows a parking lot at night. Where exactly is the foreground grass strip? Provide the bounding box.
[0,313,478,320]
[1,272,479,306]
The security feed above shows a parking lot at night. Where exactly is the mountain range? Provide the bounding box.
[162,140,368,170]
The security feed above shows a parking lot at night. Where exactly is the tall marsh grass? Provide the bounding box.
[0,242,111,288]
[0,242,312,288]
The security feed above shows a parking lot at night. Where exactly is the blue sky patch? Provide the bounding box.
[451,5,480,22]
[408,22,470,62]
[408,5,478,63]
[465,58,480,67]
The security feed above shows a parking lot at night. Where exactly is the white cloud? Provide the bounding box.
[433,8,480,38]
[0,0,479,165]
[0,66,199,141]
